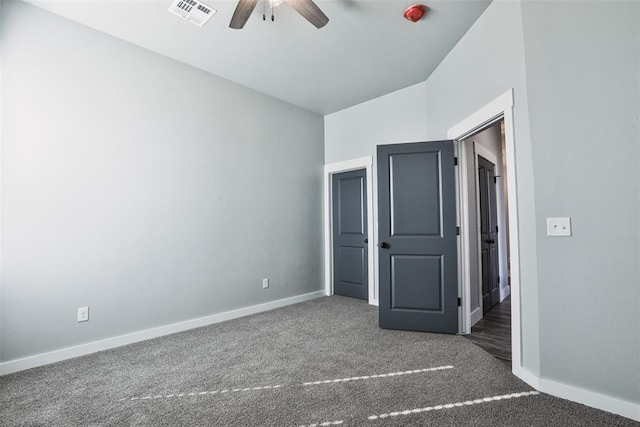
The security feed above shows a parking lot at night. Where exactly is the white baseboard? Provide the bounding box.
[470,307,483,327]
[513,365,639,422]
[538,375,640,422]
[500,284,511,301]
[513,365,541,389]
[0,290,325,376]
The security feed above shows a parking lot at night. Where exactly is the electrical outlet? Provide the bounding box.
[77,307,89,322]
[546,217,572,237]
[262,278,269,289]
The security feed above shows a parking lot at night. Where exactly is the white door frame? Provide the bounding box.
[323,156,377,306]
[447,89,522,370]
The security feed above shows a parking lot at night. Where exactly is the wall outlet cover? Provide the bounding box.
[77,307,89,322]
[546,217,571,237]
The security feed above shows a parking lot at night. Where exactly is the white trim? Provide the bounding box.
[447,90,512,140]
[323,157,376,306]
[474,144,498,172]
[512,365,540,389]
[0,290,325,376]
[513,365,640,422]
[455,141,471,334]
[371,153,380,305]
[470,307,482,327]
[501,95,522,373]
[537,377,640,422]
[500,285,511,301]
[447,89,521,368]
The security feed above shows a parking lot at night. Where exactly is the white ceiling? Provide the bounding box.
[24,0,491,114]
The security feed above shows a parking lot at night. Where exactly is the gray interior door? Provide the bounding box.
[377,141,458,333]
[332,169,368,300]
[478,155,500,313]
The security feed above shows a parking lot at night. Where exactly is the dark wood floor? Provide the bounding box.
[465,296,511,366]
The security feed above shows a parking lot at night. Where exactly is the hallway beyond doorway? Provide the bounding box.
[466,297,511,366]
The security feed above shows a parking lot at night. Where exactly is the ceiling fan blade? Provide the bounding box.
[285,0,329,29]
[229,0,259,29]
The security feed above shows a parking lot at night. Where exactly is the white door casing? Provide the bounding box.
[323,156,376,305]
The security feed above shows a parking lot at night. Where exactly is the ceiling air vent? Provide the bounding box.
[169,0,216,27]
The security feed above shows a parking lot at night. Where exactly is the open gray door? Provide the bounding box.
[377,140,458,333]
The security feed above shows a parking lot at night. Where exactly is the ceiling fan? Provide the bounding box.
[229,0,329,29]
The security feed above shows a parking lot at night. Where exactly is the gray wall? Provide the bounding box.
[1,0,324,362]
[324,82,428,164]
[521,1,640,403]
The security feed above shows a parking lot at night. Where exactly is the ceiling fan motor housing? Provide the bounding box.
[404,5,426,22]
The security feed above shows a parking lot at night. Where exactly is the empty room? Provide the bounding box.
[1,0,639,425]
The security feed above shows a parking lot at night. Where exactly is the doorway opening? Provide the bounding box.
[463,121,511,319]
[460,119,512,366]
[323,156,377,306]
[447,89,522,372]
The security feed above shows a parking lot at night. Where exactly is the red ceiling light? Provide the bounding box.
[403,4,426,22]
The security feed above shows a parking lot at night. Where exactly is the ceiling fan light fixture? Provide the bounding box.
[403,4,426,23]
[230,0,328,29]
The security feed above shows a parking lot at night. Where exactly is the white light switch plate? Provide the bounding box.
[546,217,571,237]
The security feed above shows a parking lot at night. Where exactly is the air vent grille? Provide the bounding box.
[169,0,216,27]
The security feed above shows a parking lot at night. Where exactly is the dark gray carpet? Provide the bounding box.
[0,296,636,426]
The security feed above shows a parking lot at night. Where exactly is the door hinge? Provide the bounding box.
[456,226,460,235]
[493,176,497,184]
[454,157,458,166]
[497,276,500,284]
[457,297,461,307]
[496,226,499,233]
